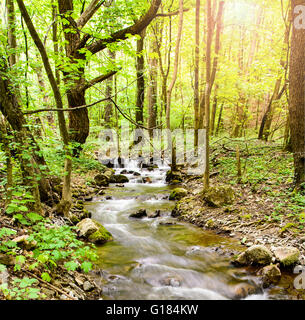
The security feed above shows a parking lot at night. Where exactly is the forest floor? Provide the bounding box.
[174,137,305,264]
[0,154,108,300]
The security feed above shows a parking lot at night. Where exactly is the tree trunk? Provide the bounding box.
[105,50,115,125]
[7,0,17,67]
[289,0,305,189]
[136,29,146,124]
[17,0,72,215]
[203,0,224,189]
[194,0,200,152]
[148,36,158,139]
[166,0,184,130]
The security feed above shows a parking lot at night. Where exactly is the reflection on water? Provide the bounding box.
[86,160,300,300]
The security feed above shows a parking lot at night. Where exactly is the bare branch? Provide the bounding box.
[82,69,119,91]
[156,8,190,17]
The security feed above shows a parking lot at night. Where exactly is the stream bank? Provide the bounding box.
[81,158,304,300]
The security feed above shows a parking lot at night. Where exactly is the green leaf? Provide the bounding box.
[26,212,44,223]
[81,261,92,273]
[64,261,78,271]
[41,272,51,283]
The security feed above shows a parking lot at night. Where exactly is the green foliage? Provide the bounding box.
[0,277,42,300]
[28,221,98,274]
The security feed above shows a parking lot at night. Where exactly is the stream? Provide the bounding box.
[86,160,298,300]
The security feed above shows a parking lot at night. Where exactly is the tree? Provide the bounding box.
[289,0,305,189]
[57,0,161,153]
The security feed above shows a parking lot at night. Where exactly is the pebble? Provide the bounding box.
[83,281,95,292]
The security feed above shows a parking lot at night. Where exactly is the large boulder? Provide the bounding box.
[169,188,188,201]
[76,218,112,244]
[234,245,273,266]
[87,221,113,244]
[94,174,110,187]
[166,170,183,183]
[202,185,235,208]
[103,169,114,179]
[259,264,281,288]
[110,174,129,184]
[76,218,98,237]
[273,247,300,267]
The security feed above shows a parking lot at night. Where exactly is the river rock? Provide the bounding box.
[76,218,112,244]
[129,209,147,219]
[147,210,161,219]
[202,185,235,208]
[0,253,15,266]
[273,247,300,267]
[259,264,281,288]
[110,174,129,184]
[0,266,8,285]
[88,221,113,244]
[76,218,99,237]
[234,245,273,266]
[83,281,95,292]
[160,275,183,287]
[13,235,37,250]
[84,196,93,202]
[142,177,152,184]
[133,172,141,177]
[234,283,259,299]
[94,174,110,187]
[166,170,183,183]
[169,188,188,200]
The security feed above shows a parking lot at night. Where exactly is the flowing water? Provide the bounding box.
[86,160,299,300]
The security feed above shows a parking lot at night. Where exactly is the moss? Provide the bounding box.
[205,219,215,228]
[280,223,295,234]
[202,185,235,208]
[169,188,188,201]
[242,214,252,220]
[88,221,113,244]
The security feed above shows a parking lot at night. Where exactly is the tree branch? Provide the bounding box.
[87,0,161,55]
[156,8,190,17]
[77,0,105,29]
[82,69,119,91]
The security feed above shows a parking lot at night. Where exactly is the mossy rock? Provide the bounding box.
[259,264,281,288]
[202,185,235,208]
[166,170,183,183]
[234,245,273,266]
[169,188,188,201]
[88,221,113,244]
[273,247,300,267]
[110,174,129,184]
[94,174,110,187]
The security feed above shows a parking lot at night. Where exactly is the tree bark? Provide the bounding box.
[17,0,72,215]
[194,0,200,152]
[289,0,305,189]
[166,0,184,130]
[136,29,146,124]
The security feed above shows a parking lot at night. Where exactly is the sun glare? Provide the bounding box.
[225,0,257,25]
